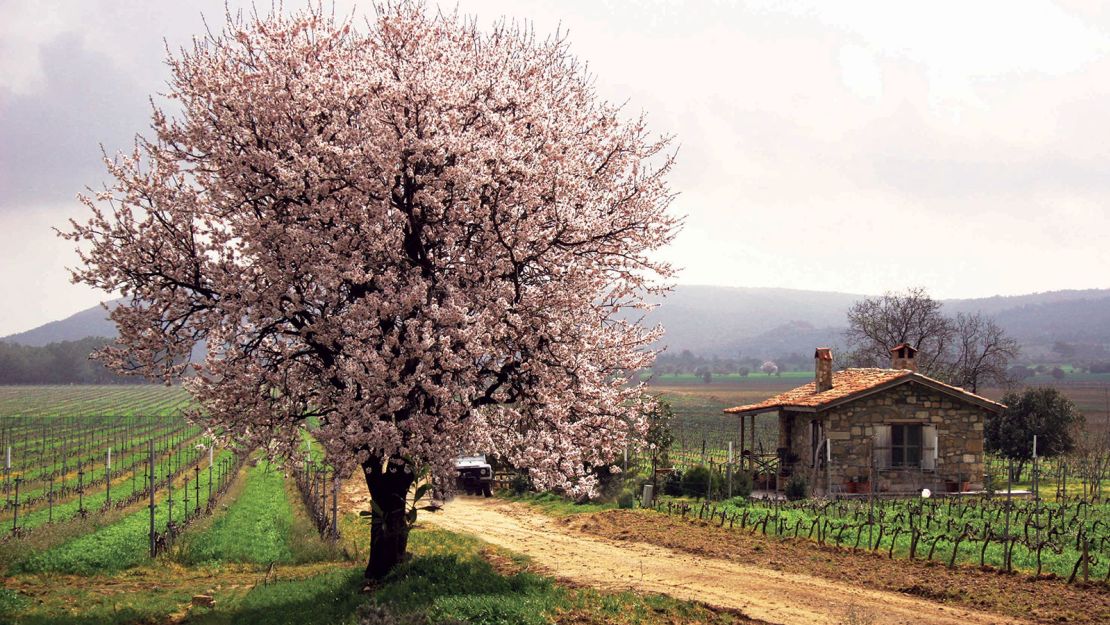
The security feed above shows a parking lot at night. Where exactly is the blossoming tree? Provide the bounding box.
[63,3,678,578]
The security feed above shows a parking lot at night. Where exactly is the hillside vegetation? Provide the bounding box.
[7,287,1109,364]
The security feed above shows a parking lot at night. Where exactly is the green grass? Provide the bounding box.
[14,450,235,575]
[0,385,195,417]
[176,458,337,566]
[374,529,560,625]
[186,567,367,625]
[176,460,301,565]
[5,584,194,625]
[2,523,749,625]
[0,588,29,621]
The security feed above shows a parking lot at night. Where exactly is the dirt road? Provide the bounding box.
[422,498,1026,625]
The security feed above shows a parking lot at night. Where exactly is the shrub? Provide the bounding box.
[681,466,712,498]
[785,476,807,501]
[509,472,532,496]
[732,469,753,499]
[663,470,684,497]
[680,465,729,499]
[616,491,635,509]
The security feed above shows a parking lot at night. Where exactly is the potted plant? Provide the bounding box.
[847,475,871,494]
[959,473,972,492]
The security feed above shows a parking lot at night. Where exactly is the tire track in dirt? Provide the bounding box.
[422,498,1028,625]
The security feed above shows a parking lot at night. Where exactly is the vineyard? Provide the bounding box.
[0,385,365,624]
[657,493,1110,582]
[0,386,258,573]
[3,383,1108,624]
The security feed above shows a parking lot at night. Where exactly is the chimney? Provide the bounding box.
[890,343,918,371]
[814,347,833,392]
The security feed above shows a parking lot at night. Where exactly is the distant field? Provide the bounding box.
[0,385,195,418]
[647,383,784,466]
[980,380,1110,433]
[650,371,812,385]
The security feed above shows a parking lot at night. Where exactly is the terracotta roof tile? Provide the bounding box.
[723,368,1004,415]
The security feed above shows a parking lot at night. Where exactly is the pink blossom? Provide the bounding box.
[62,2,678,498]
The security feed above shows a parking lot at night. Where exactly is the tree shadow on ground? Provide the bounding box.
[372,550,562,625]
[6,567,366,625]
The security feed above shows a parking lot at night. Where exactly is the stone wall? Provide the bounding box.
[779,381,989,494]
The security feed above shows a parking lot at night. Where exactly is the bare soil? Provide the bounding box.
[562,508,1110,625]
[422,497,1041,625]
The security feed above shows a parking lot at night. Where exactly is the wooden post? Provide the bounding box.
[826,439,832,497]
[320,469,327,523]
[868,439,875,549]
[167,466,174,528]
[705,460,712,500]
[749,414,756,473]
[11,477,20,533]
[149,439,155,558]
[727,441,733,498]
[331,475,339,540]
[1062,462,1067,503]
[1032,435,1039,501]
[1005,457,1012,571]
[4,445,10,510]
[739,416,746,472]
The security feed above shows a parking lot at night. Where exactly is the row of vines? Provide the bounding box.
[0,386,253,575]
[658,494,1110,583]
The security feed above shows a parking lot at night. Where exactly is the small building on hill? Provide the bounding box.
[724,345,1005,495]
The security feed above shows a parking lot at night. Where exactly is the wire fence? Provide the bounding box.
[294,458,341,541]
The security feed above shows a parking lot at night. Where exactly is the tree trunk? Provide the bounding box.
[362,456,415,580]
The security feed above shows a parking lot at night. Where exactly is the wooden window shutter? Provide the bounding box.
[922,425,938,471]
[806,420,814,467]
[874,425,892,470]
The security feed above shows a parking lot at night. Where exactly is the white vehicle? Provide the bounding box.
[455,455,493,497]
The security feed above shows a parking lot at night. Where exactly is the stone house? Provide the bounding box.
[723,345,1005,495]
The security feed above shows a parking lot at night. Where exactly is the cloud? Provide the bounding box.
[0,35,153,207]
[0,0,1109,336]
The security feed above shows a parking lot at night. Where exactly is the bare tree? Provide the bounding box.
[844,288,1019,390]
[949,312,1021,393]
[843,287,953,375]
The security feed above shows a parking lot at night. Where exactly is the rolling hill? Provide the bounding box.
[2,299,121,346]
[4,287,1109,359]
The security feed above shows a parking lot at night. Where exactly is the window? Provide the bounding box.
[891,424,923,468]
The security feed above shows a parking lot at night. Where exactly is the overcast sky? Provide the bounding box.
[2,0,1109,336]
